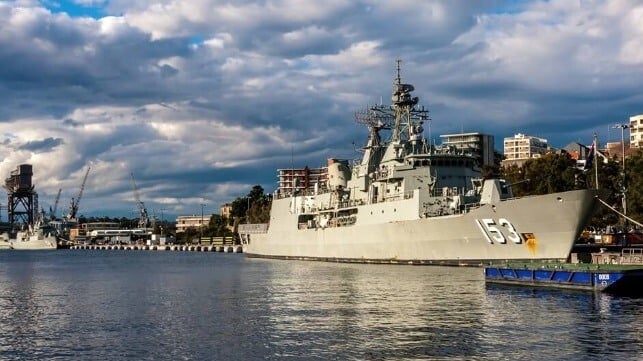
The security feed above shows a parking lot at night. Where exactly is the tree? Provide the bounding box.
[230,185,271,223]
[501,163,528,197]
[587,149,643,228]
[248,185,266,202]
[499,149,643,229]
[181,226,198,244]
[208,214,233,237]
[482,150,504,179]
[626,149,643,223]
[501,153,577,197]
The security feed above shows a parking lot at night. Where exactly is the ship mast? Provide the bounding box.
[382,60,429,162]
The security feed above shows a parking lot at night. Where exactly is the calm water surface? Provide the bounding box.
[0,250,641,360]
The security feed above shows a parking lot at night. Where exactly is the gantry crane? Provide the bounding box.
[49,188,62,220]
[130,172,149,229]
[67,166,90,221]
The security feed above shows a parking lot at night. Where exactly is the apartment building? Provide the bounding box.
[630,114,643,149]
[175,214,212,233]
[440,132,495,167]
[502,133,548,167]
[277,166,328,196]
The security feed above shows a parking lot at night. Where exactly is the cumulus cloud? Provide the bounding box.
[0,0,641,217]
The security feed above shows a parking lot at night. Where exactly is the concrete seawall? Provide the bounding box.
[69,244,243,253]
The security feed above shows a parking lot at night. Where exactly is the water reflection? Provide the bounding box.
[256,262,488,360]
[1,252,641,360]
[0,252,76,359]
[253,260,642,360]
[483,284,643,360]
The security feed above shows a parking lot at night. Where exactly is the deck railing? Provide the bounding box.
[238,223,269,234]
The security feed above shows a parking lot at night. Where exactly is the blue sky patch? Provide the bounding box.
[42,0,107,19]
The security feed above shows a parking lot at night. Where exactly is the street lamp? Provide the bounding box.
[160,207,166,237]
[612,124,629,230]
[200,203,206,243]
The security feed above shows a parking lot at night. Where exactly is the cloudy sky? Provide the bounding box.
[1,0,642,220]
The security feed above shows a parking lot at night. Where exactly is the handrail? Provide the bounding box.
[238,223,269,234]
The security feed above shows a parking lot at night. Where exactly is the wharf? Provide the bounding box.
[484,262,643,296]
[69,244,243,253]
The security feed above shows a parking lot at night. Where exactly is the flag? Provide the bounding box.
[584,142,595,170]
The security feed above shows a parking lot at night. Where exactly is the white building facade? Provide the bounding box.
[502,133,548,167]
[630,114,643,149]
[176,214,212,233]
[440,132,495,167]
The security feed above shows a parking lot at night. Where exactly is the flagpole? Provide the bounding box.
[593,133,598,190]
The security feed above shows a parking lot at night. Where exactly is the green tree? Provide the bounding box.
[208,214,233,237]
[482,150,504,179]
[586,157,622,228]
[522,153,577,194]
[501,153,577,197]
[182,226,198,244]
[588,149,643,228]
[230,185,271,223]
[500,149,643,229]
[501,163,528,197]
[626,149,643,223]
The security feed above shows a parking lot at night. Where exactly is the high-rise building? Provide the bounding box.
[502,133,548,167]
[439,132,495,167]
[630,114,643,149]
[277,166,328,196]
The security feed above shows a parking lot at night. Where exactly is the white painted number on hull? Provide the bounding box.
[476,218,522,244]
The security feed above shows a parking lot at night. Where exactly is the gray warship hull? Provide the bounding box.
[241,189,596,265]
[10,235,57,250]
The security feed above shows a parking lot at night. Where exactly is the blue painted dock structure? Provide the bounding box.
[484,263,643,296]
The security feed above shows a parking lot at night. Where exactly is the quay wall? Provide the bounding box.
[69,244,243,253]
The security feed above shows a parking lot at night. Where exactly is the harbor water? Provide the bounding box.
[0,251,641,360]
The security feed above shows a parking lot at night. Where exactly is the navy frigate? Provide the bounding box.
[239,61,597,265]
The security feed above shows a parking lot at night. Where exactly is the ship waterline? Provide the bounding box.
[241,189,596,265]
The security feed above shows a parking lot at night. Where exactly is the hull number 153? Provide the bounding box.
[475,218,522,244]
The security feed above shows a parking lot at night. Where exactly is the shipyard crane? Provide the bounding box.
[49,188,62,220]
[130,172,149,229]
[67,166,91,221]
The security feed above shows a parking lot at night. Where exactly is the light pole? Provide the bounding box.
[200,203,206,243]
[160,208,166,237]
[246,197,250,224]
[612,124,629,231]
